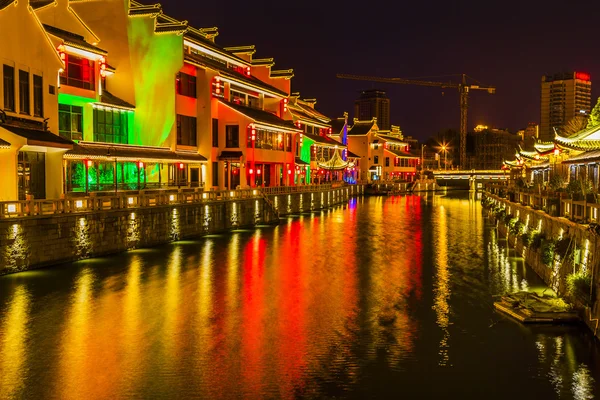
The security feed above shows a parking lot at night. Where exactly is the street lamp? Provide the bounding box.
[441,145,448,171]
[421,144,427,173]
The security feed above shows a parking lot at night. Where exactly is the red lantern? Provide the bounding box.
[86,160,92,168]
[249,168,254,175]
[178,163,184,170]
[257,169,261,175]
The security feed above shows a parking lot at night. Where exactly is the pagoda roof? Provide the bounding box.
[218,100,301,132]
[518,146,549,162]
[554,124,600,150]
[317,148,348,170]
[533,141,555,154]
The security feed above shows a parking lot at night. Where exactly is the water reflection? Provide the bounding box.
[433,204,451,366]
[0,285,30,398]
[0,195,598,399]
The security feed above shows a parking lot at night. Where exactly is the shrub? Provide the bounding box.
[549,174,565,191]
[531,232,544,250]
[555,236,572,258]
[511,220,525,236]
[541,239,556,266]
[566,272,592,306]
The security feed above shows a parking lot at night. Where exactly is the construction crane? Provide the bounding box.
[336,73,496,169]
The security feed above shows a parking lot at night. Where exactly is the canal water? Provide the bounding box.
[1,193,599,399]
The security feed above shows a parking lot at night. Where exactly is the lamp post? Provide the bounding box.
[441,145,448,171]
[421,144,426,175]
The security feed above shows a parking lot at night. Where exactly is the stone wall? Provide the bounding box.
[484,194,600,339]
[0,185,364,275]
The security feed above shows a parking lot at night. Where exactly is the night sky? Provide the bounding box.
[160,0,600,141]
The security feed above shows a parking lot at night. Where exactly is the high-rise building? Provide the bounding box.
[354,90,390,130]
[540,72,592,141]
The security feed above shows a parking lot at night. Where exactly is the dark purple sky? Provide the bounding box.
[160,0,600,141]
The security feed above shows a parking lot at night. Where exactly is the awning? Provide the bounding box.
[0,138,11,148]
[295,157,310,166]
[65,142,207,163]
[347,150,360,158]
[368,165,379,171]
[218,150,243,160]
[561,150,600,164]
[0,124,73,149]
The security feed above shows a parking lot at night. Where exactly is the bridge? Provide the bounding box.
[431,170,508,190]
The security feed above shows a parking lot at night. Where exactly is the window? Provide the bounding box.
[19,70,30,115]
[374,155,379,164]
[212,161,219,186]
[212,118,219,147]
[286,133,292,152]
[3,65,15,111]
[176,72,196,98]
[177,115,197,146]
[59,104,83,140]
[385,157,390,167]
[60,54,95,90]
[93,108,128,144]
[33,75,43,117]
[226,125,239,148]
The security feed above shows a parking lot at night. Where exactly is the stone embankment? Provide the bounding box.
[483,193,600,339]
[0,185,364,275]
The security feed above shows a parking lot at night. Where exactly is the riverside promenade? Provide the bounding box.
[482,186,600,340]
[0,183,365,275]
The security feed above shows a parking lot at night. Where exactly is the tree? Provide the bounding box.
[562,115,588,137]
[587,97,600,129]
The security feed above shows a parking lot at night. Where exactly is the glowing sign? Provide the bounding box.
[576,72,591,81]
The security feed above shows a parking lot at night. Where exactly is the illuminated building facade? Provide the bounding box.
[347,118,418,182]
[540,72,592,141]
[0,0,72,201]
[1,0,345,199]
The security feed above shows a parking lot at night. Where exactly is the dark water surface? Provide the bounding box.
[1,194,599,399]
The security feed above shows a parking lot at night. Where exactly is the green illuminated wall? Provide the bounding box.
[127,17,184,147]
[300,137,314,184]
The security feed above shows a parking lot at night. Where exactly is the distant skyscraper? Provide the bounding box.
[540,72,592,141]
[354,90,390,130]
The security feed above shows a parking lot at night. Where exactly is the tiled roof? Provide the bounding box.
[303,133,344,147]
[66,142,207,162]
[377,134,406,144]
[348,121,375,136]
[43,24,108,55]
[554,125,600,150]
[99,91,135,109]
[185,52,287,97]
[289,106,330,128]
[0,0,15,11]
[518,146,548,162]
[0,123,73,148]
[219,100,300,132]
[562,150,600,164]
[530,162,550,170]
[184,28,249,67]
[30,0,55,10]
[385,148,419,158]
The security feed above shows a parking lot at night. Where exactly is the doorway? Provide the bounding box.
[18,151,46,200]
[190,167,200,187]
